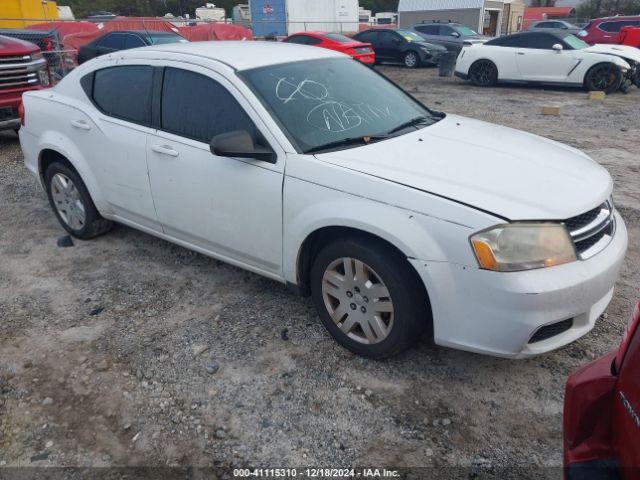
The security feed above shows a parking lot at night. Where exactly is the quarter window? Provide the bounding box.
[92,66,154,125]
[124,34,146,49]
[160,67,257,144]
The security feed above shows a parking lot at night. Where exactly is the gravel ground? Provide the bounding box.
[0,67,638,478]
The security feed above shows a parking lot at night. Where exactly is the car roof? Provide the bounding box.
[504,30,568,39]
[104,30,180,36]
[124,40,344,70]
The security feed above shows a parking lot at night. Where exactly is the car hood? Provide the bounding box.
[314,114,612,220]
[584,43,640,62]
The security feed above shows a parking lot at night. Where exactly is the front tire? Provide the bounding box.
[404,51,420,69]
[310,237,430,359]
[469,59,498,87]
[45,162,113,239]
[585,62,622,94]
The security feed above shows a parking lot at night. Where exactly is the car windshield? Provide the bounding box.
[240,58,438,153]
[455,25,479,36]
[149,33,188,45]
[563,34,589,49]
[397,30,424,42]
[324,33,354,43]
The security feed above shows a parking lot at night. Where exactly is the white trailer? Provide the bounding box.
[374,11,398,25]
[359,7,372,24]
[285,0,359,34]
[195,3,226,22]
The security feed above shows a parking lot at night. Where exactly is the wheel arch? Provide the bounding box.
[36,132,109,214]
[583,59,628,87]
[293,225,430,302]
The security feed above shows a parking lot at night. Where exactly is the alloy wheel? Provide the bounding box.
[589,64,619,91]
[471,61,495,86]
[50,173,86,230]
[405,52,418,68]
[321,257,394,345]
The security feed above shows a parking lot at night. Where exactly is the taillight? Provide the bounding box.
[614,301,640,373]
[18,101,25,126]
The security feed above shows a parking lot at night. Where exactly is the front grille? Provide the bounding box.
[0,56,44,90]
[529,318,573,343]
[564,199,615,259]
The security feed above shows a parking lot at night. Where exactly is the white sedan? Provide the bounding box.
[455,31,640,93]
[19,41,627,359]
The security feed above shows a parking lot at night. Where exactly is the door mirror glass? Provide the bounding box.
[451,31,460,37]
[210,130,276,163]
[552,43,563,51]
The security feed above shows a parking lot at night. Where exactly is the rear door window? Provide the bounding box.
[599,20,636,32]
[160,67,258,144]
[92,65,154,125]
[99,33,125,49]
[415,25,438,34]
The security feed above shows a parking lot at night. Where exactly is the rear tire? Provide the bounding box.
[44,161,113,240]
[310,237,431,359]
[404,51,420,69]
[584,62,622,94]
[469,59,498,87]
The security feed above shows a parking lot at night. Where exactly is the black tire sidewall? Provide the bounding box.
[470,60,497,87]
[44,162,100,239]
[310,238,429,358]
[586,63,622,94]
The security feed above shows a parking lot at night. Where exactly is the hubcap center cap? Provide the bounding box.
[353,293,364,305]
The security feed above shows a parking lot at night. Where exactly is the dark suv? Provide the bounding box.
[411,21,488,53]
[353,29,446,68]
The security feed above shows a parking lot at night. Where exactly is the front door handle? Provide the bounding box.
[151,144,179,157]
[517,52,525,55]
[70,119,91,130]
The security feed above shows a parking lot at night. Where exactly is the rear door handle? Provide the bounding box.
[151,144,179,157]
[517,52,525,55]
[70,119,91,130]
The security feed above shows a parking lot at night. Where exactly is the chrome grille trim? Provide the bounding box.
[564,199,615,260]
[0,57,45,90]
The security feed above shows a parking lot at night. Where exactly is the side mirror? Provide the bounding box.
[210,130,276,163]
[552,43,563,52]
[451,31,460,37]
[393,38,402,44]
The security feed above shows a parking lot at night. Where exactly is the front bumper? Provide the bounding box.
[410,211,628,358]
[419,49,444,65]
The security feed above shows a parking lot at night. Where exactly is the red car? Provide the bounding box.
[282,31,375,65]
[564,301,640,479]
[0,35,51,132]
[619,26,640,48]
[578,16,640,44]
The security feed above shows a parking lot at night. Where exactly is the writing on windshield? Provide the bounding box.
[274,75,392,133]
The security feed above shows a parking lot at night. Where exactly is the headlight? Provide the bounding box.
[37,67,50,87]
[30,51,44,61]
[470,223,577,272]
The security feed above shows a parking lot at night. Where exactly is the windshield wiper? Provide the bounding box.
[304,135,388,154]
[386,116,432,135]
